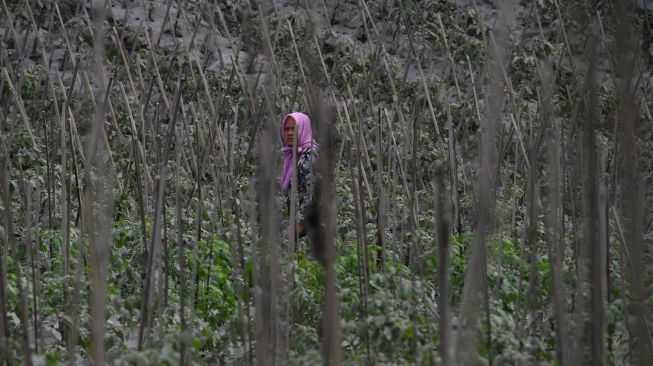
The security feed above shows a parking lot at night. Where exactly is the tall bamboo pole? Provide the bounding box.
[455,1,517,363]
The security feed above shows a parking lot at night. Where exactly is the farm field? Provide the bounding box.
[0,0,652,364]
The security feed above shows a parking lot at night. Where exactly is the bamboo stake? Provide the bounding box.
[343,87,373,201]
[24,180,39,354]
[67,96,87,363]
[441,82,460,234]
[358,0,413,135]
[56,71,73,350]
[434,13,463,105]
[350,156,371,361]
[187,51,229,169]
[119,81,154,187]
[138,76,184,349]
[484,35,531,172]
[1,68,37,146]
[174,127,188,364]
[551,0,580,84]
[0,0,20,58]
[287,20,310,98]
[382,109,411,201]
[375,107,387,274]
[25,0,62,130]
[232,188,253,365]
[0,157,9,363]
[470,0,487,43]
[186,128,201,363]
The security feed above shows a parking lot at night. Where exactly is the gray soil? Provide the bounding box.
[1,0,523,89]
[2,0,651,89]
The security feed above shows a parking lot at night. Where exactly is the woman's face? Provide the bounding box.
[283,117,296,147]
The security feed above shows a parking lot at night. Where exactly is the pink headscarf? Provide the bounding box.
[280,112,319,191]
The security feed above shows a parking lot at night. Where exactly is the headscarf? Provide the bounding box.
[279,112,319,191]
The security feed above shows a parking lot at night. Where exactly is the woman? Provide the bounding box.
[280,112,319,238]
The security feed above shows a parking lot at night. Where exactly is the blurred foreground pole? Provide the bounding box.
[255,2,281,364]
[613,2,653,364]
[435,165,451,366]
[307,94,342,365]
[453,0,517,364]
[255,111,280,366]
[84,2,114,364]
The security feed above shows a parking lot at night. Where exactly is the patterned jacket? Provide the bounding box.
[288,147,319,221]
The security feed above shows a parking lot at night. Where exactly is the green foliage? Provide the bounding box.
[196,237,237,326]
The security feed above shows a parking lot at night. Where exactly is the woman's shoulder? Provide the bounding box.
[300,147,319,159]
[298,147,318,172]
